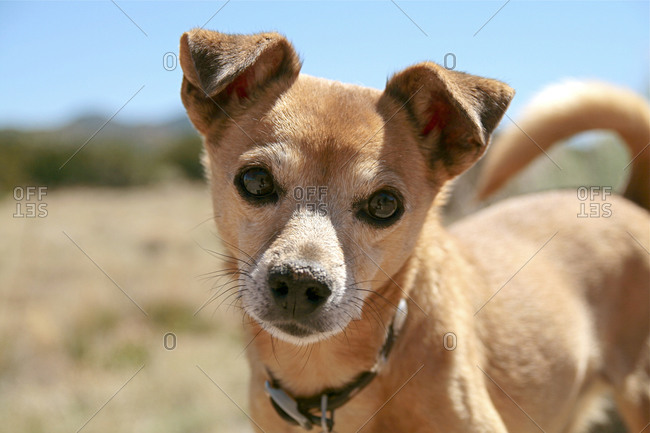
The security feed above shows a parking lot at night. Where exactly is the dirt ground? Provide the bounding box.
[1,182,253,433]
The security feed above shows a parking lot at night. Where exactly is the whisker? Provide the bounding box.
[200,284,245,314]
[195,239,254,268]
[299,343,314,374]
[353,296,387,332]
[198,268,252,279]
[270,334,280,366]
[210,231,257,265]
[352,287,401,311]
[216,286,246,311]
[238,326,264,359]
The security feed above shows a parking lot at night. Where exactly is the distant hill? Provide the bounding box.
[0,115,203,190]
[0,115,197,149]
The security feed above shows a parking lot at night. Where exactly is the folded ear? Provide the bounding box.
[179,29,301,134]
[383,62,514,179]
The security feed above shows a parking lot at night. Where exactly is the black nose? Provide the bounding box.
[268,264,332,319]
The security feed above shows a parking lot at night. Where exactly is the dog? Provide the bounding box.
[179,29,649,432]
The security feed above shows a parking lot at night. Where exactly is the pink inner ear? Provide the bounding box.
[421,100,451,136]
[226,71,251,99]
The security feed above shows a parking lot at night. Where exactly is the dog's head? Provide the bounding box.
[180,30,513,344]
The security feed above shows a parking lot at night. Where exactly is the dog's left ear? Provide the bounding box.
[383,62,514,179]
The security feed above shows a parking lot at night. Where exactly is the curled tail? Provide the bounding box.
[477,81,650,210]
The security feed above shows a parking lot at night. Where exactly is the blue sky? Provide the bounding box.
[0,0,648,129]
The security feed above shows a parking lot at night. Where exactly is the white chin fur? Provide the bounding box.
[266,325,344,345]
[248,311,347,345]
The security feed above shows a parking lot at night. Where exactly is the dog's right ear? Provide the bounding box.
[179,29,301,135]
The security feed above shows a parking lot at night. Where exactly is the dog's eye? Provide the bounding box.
[238,167,276,200]
[241,167,274,196]
[368,191,399,219]
[357,190,403,227]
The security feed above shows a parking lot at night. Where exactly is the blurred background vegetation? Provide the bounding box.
[0,116,204,192]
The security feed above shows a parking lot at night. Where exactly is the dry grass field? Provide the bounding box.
[0,182,253,433]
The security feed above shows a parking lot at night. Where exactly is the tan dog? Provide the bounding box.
[179,30,649,433]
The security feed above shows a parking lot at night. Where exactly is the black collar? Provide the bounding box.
[264,299,408,432]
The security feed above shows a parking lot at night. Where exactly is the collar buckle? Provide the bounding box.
[265,380,335,431]
[265,381,313,430]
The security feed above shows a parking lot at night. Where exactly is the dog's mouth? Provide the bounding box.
[259,318,346,344]
[246,297,359,344]
[270,321,316,338]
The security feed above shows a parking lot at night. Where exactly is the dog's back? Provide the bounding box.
[452,82,650,432]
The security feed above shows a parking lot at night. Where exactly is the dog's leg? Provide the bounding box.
[602,249,650,431]
[612,337,650,431]
[433,374,511,433]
